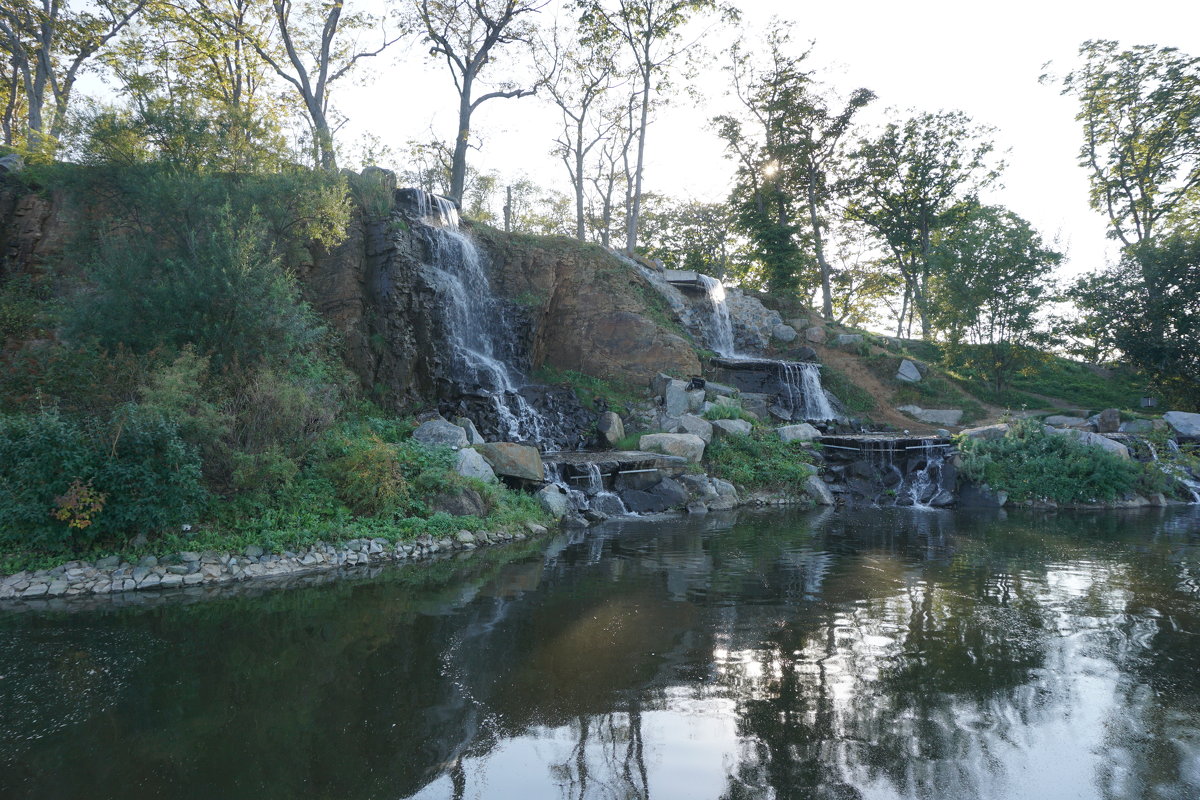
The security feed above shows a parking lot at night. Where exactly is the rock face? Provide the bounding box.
[472,227,699,387]
[638,433,706,463]
[474,443,545,481]
[896,359,922,383]
[412,419,469,448]
[897,405,964,426]
[1164,411,1200,440]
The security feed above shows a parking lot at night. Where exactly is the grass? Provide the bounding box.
[819,364,878,415]
[533,366,644,412]
[862,353,987,424]
[704,428,816,491]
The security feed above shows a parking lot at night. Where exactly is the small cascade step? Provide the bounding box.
[711,357,840,422]
[819,435,957,508]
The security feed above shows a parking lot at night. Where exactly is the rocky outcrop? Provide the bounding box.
[472,227,699,387]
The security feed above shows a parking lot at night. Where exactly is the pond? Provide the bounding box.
[3,506,1199,799]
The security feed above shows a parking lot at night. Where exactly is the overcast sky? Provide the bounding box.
[336,0,1200,280]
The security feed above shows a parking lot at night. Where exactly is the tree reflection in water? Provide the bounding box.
[2,507,1199,800]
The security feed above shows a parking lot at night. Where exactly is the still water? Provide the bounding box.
[3,507,1200,800]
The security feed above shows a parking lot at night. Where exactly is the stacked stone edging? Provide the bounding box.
[0,525,547,608]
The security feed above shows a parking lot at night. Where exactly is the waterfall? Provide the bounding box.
[1156,441,1200,504]
[410,191,547,444]
[906,440,947,508]
[543,461,630,518]
[779,362,837,422]
[697,275,738,357]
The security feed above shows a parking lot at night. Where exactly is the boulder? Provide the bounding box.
[638,433,706,463]
[712,478,738,499]
[536,484,571,519]
[0,153,23,175]
[711,419,753,438]
[412,419,469,448]
[959,423,1009,441]
[895,359,922,383]
[431,486,489,517]
[454,417,486,445]
[620,476,690,513]
[1119,418,1167,434]
[833,333,864,347]
[1096,408,1121,434]
[676,414,714,444]
[686,388,706,413]
[805,326,826,344]
[475,442,545,481]
[596,411,625,448]
[805,474,835,506]
[772,324,798,343]
[650,372,674,398]
[896,405,964,426]
[455,448,498,483]
[959,483,1007,508]
[1044,415,1090,429]
[777,423,821,443]
[704,381,738,399]
[590,493,628,517]
[1164,411,1200,440]
[738,393,771,420]
[1047,427,1131,459]
[664,379,690,417]
[680,474,720,500]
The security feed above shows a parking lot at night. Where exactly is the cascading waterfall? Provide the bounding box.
[906,440,947,508]
[411,192,547,444]
[778,362,837,422]
[697,274,738,358]
[543,462,630,518]
[1152,441,1200,504]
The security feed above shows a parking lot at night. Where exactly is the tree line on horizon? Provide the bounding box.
[1,0,1197,404]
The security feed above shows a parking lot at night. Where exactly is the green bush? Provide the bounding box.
[705,429,815,491]
[325,435,408,516]
[0,405,206,552]
[956,418,1140,504]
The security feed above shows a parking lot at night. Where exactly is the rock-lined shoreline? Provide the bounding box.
[0,525,546,609]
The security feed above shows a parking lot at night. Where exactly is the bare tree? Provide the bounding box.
[417,0,545,204]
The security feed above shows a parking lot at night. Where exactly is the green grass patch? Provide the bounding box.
[704,428,816,491]
[534,366,644,413]
[819,365,878,415]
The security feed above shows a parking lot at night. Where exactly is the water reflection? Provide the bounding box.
[2,507,1199,799]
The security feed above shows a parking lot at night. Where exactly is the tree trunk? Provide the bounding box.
[807,180,833,319]
[574,119,586,241]
[450,80,473,203]
[625,69,651,254]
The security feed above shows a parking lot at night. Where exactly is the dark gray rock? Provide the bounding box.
[413,419,470,448]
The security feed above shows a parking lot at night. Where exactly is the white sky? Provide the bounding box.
[337,0,1200,279]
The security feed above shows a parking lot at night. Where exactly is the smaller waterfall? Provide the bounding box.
[779,362,837,422]
[1156,441,1200,504]
[543,462,630,518]
[697,275,738,357]
[906,441,948,508]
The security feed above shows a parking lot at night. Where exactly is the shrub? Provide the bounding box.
[705,429,815,491]
[0,405,206,552]
[325,435,408,516]
[956,418,1140,504]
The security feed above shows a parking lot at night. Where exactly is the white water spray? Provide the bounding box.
[697,275,738,357]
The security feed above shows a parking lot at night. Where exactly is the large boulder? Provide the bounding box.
[1096,408,1121,434]
[959,483,1007,508]
[454,417,486,445]
[455,448,498,483]
[1047,427,1131,459]
[413,419,469,448]
[773,324,798,343]
[711,418,752,439]
[0,153,23,175]
[676,414,713,444]
[1164,411,1200,441]
[777,423,821,443]
[805,326,826,344]
[833,333,863,347]
[897,405,964,426]
[704,381,738,399]
[663,379,690,417]
[536,484,571,519]
[959,423,1009,441]
[475,442,545,481]
[639,433,706,463]
[620,476,690,513]
[805,474,834,506]
[895,359,922,383]
[430,486,489,517]
[596,411,625,448]
[1044,415,1090,429]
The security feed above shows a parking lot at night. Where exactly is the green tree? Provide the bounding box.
[1054,40,1200,248]
[578,0,733,254]
[847,111,1001,338]
[417,0,543,204]
[927,205,1061,393]
[1071,235,1200,408]
[637,195,742,277]
[0,0,147,151]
